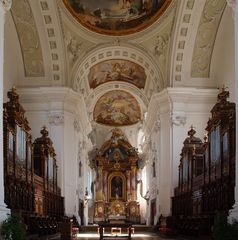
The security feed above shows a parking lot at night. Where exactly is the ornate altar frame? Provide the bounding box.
[92,129,140,223]
[108,172,126,201]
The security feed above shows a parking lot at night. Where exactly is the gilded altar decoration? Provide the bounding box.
[93,129,141,223]
[88,59,146,89]
[63,0,172,35]
[93,90,141,126]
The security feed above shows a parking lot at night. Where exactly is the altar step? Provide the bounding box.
[80,224,153,233]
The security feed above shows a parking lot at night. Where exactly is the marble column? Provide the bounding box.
[131,166,137,201]
[126,171,131,200]
[103,171,108,201]
[227,0,238,221]
[0,0,11,222]
[96,167,103,200]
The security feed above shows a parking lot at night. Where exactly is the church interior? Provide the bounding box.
[0,0,238,239]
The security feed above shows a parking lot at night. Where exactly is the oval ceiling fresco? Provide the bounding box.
[93,90,141,126]
[63,0,172,35]
[88,59,146,89]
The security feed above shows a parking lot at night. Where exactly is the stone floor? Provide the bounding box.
[73,232,212,240]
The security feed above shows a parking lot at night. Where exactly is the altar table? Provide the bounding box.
[98,222,133,240]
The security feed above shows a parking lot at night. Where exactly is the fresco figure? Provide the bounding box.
[88,60,146,89]
[111,176,123,198]
[63,0,170,35]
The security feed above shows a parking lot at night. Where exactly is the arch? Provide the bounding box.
[71,44,164,98]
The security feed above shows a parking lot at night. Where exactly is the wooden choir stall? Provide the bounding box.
[171,89,236,235]
[93,128,140,224]
[3,87,65,237]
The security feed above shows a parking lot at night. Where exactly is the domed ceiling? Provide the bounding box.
[63,0,172,35]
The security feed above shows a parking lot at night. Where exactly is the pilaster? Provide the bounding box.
[227,0,238,221]
[0,0,11,222]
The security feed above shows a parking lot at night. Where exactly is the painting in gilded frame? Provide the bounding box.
[94,90,141,126]
[63,0,171,35]
[88,59,146,89]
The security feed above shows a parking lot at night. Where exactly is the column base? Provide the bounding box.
[228,203,238,223]
[0,203,10,222]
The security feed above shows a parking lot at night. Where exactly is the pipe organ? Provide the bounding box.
[3,87,65,235]
[171,89,236,234]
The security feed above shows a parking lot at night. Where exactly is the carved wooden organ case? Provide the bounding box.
[3,87,64,218]
[3,87,34,212]
[93,129,140,223]
[203,89,235,213]
[172,89,235,220]
[173,127,204,216]
[33,126,64,217]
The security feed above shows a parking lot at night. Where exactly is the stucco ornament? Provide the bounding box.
[65,31,82,64]
[0,0,12,11]
[48,112,64,126]
[154,113,161,132]
[11,0,45,77]
[191,0,226,78]
[226,0,236,8]
[74,118,81,133]
[171,111,186,126]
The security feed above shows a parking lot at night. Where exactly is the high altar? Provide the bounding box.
[93,129,140,223]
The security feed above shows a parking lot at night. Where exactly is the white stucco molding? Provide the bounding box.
[0,0,12,11]
[48,112,64,126]
[171,111,186,126]
[17,87,92,136]
[71,44,164,101]
[154,114,161,132]
[226,0,237,21]
[145,87,218,136]
[86,81,149,121]
[227,0,237,10]
[73,117,81,133]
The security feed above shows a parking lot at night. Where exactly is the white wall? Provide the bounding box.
[210,6,235,101]
[144,87,218,221]
[17,87,92,217]
[4,11,24,101]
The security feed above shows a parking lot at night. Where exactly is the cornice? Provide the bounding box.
[165,87,218,104]
[17,86,92,135]
[144,87,218,135]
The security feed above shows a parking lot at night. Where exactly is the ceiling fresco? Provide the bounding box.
[93,90,141,126]
[63,0,172,35]
[88,59,146,89]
